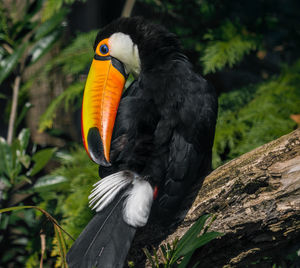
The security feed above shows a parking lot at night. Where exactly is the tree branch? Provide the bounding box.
[121,0,136,18]
[7,75,21,145]
[129,129,300,267]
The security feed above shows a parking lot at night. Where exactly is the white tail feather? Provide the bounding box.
[89,171,132,212]
[89,170,154,227]
[91,180,129,212]
[89,174,129,200]
[123,179,153,227]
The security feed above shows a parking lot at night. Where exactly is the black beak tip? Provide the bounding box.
[87,127,111,167]
[90,153,112,167]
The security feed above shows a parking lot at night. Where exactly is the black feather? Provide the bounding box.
[66,194,136,268]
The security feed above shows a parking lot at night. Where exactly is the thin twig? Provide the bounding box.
[2,43,13,54]
[121,0,136,17]
[36,207,75,241]
[7,75,21,145]
[40,232,46,268]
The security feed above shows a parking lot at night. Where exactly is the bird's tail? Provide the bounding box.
[66,170,154,268]
[66,193,136,268]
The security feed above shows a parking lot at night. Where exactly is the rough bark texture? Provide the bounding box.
[129,129,300,267]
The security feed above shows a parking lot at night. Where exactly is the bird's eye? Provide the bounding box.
[99,44,109,55]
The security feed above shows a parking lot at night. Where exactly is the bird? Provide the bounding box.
[66,16,218,268]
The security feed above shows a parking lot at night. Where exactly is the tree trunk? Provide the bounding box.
[129,129,300,267]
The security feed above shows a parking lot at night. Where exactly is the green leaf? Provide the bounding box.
[0,44,27,85]
[0,137,14,180]
[27,148,57,176]
[29,30,60,65]
[41,0,64,21]
[16,175,32,184]
[176,231,222,257]
[172,214,211,262]
[34,9,67,40]
[143,248,157,268]
[0,213,10,229]
[173,215,210,258]
[160,244,168,260]
[0,138,9,174]
[201,37,257,74]
[177,251,193,268]
[0,33,13,46]
[54,225,68,268]
[17,129,30,151]
[44,30,96,76]
[34,175,67,191]
[13,129,31,169]
[0,92,7,99]
[0,176,12,188]
[15,102,33,129]
[39,81,84,131]
[18,155,31,169]
[201,21,259,74]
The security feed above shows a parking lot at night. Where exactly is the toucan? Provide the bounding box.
[66,17,218,268]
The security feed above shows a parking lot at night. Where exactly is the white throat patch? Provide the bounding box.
[109,32,141,77]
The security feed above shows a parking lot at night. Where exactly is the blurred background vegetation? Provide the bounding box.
[0,0,299,267]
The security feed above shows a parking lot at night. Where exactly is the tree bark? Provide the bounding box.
[129,129,300,267]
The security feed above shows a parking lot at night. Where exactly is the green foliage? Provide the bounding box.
[201,20,260,74]
[42,0,86,21]
[29,148,58,176]
[1,0,298,266]
[35,146,98,244]
[45,30,97,75]
[33,175,67,192]
[0,205,72,268]
[0,129,56,267]
[35,9,68,40]
[0,44,27,84]
[30,30,61,65]
[0,143,97,267]
[0,129,55,185]
[140,0,264,72]
[25,252,39,268]
[139,0,299,174]
[213,60,300,167]
[0,0,69,147]
[0,0,66,84]
[28,146,98,266]
[143,214,222,267]
[39,30,97,131]
[39,81,85,131]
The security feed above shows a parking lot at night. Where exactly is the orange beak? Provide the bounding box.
[81,55,127,166]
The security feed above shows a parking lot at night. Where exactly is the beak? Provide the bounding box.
[81,55,127,166]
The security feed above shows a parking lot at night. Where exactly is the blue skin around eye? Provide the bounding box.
[100,44,109,54]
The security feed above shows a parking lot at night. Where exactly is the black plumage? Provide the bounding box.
[67,192,136,268]
[67,17,218,267]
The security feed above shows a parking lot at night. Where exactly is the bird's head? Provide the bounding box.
[81,17,182,166]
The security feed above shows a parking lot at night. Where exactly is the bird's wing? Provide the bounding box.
[148,72,218,220]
